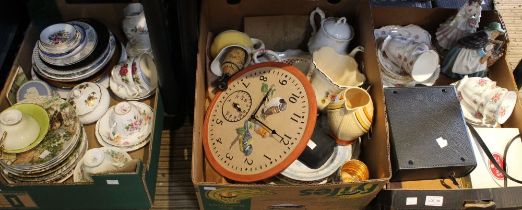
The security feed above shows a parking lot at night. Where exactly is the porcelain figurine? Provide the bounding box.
[325,87,374,145]
[441,22,505,79]
[308,7,354,54]
[68,82,110,124]
[436,0,482,51]
[309,46,366,110]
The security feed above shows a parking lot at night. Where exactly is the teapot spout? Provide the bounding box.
[349,46,364,57]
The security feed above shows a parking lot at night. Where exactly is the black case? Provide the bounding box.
[297,114,336,169]
[384,86,476,181]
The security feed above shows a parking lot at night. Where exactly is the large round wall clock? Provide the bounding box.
[203,62,317,182]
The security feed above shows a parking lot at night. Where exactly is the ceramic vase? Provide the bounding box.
[326,87,374,145]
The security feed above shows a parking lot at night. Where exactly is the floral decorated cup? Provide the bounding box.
[81,147,132,180]
[109,102,143,141]
[111,60,140,97]
[132,53,157,92]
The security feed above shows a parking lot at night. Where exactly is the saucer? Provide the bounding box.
[280,144,353,182]
[16,80,54,102]
[73,146,132,182]
[95,101,153,151]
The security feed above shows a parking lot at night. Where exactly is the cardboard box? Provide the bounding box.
[0,1,164,209]
[370,7,522,209]
[191,0,391,209]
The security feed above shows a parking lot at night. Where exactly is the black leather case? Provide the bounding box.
[384,86,476,181]
[297,114,336,169]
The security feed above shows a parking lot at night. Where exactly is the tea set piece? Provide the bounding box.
[441,22,506,79]
[280,143,353,182]
[308,7,354,54]
[122,3,151,57]
[455,76,517,127]
[210,30,265,59]
[0,104,49,153]
[110,54,157,100]
[73,146,133,182]
[309,46,366,110]
[325,87,374,145]
[0,97,82,170]
[436,0,482,51]
[16,80,55,102]
[2,127,87,183]
[95,101,153,151]
[68,82,110,124]
[38,23,83,56]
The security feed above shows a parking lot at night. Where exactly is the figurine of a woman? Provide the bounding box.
[441,22,505,79]
[436,0,482,51]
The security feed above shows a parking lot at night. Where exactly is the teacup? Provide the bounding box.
[109,102,143,140]
[111,60,140,97]
[381,35,439,82]
[126,33,152,57]
[81,147,129,178]
[122,3,148,40]
[132,53,157,92]
[480,87,517,124]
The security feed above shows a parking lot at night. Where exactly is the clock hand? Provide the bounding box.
[250,116,283,140]
[251,88,272,119]
[232,102,242,112]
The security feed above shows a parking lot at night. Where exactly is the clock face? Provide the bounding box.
[203,62,317,182]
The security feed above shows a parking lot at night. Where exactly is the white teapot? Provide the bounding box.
[308,7,354,54]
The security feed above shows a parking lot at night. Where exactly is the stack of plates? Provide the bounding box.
[32,20,120,88]
[0,96,86,183]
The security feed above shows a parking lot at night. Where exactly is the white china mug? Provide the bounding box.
[381,35,439,82]
[109,102,143,140]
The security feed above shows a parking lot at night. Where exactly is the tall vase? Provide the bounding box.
[326,87,374,145]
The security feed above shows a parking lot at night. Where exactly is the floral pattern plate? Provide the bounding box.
[73,147,132,182]
[0,96,82,173]
[109,70,155,100]
[95,101,153,151]
[32,34,116,82]
[3,127,87,183]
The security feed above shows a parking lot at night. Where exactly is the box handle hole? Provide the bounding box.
[327,0,341,4]
[227,0,241,5]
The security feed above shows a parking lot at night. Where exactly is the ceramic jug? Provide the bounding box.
[307,7,354,54]
[309,46,366,111]
[325,87,374,145]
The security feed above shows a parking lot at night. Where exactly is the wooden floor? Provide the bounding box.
[150,1,522,209]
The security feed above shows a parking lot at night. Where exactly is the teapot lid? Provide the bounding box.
[323,17,353,40]
[69,82,102,116]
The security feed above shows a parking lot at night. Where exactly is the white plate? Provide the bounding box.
[95,101,153,151]
[73,146,132,182]
[281,144,353,182]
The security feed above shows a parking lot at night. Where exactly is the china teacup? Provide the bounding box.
[109,102,143,140]
[0,109,40,151]
[122,3,148,40]
[126,33,152,57]
[111,60,140,97]
[81,147,129,179]
[480,87,517,124]
[132,53,157,92]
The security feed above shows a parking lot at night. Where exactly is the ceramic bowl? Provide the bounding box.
[109,102,143,139]
[75,147,132,181]
[0,104,49,153]
[68,82,110,124]
[16,80,55,102]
